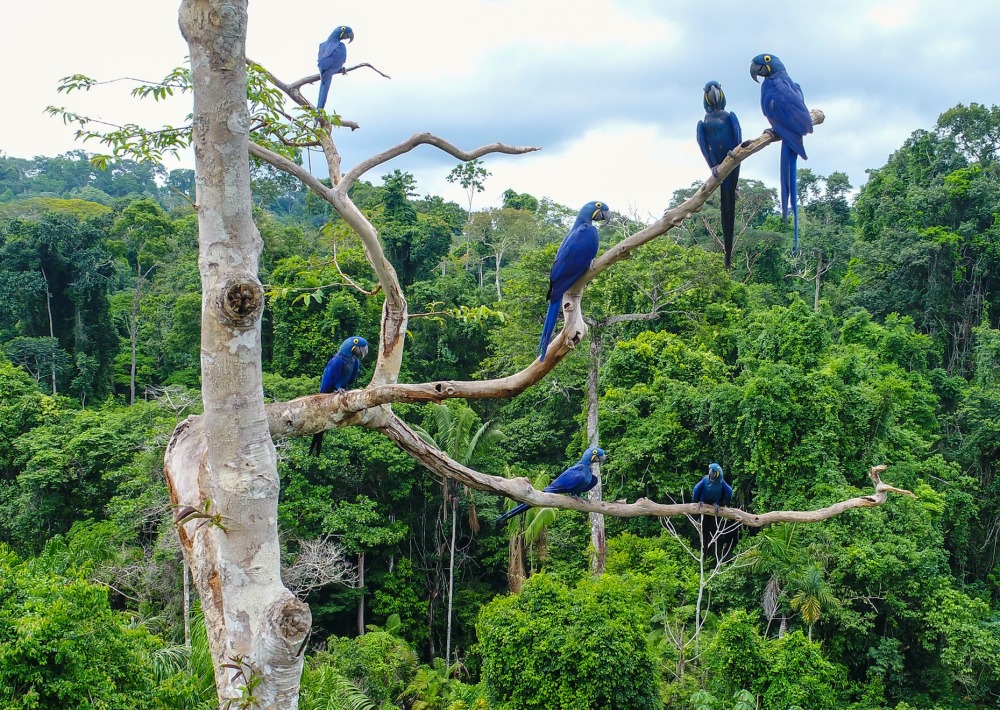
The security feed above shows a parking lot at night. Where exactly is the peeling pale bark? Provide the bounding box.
[166,1,309,706]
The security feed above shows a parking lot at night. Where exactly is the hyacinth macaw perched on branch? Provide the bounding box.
[495,447,606,524]
[317,25,354,110]
[537,201,610,361]
[750,53,812,254]
[692,462,733,514]
[308,335,369,456]
[696,81,742,270]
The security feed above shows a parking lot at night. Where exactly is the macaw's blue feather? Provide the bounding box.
[496,447,606,524]
[696,81,742,269]
[317,25,354,110]
[310,335,368,456]
[751,54,812,254]
[692,462,733,514]
[537,201,609,361]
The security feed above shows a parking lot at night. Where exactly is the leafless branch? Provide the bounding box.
[339,134,540,193]
[283,538,358,598]
[248,58,360,131]
[290,62,392,91]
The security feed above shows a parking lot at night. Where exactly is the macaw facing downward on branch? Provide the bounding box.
[750,53,812,254]
[308,335,369,456]
[692,462,733,515]
[317,25,354,110]
[495,447,606,524]
[696,81,742,270]
[537,201,610,361]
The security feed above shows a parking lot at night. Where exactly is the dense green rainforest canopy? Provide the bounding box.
[1,103,999,708]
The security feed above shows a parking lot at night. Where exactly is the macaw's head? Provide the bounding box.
[703,81,726,112]
[339,335,369,358]
[708,462,724,481]
[584,447,607,465]
[336,25,355,43]
[580,200,611,227]
[750,53,785,82]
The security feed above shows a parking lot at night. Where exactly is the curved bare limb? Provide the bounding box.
[339,134,541,193]
[372,415,911,526]
[256,112,828,432]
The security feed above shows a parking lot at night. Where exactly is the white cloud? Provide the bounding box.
[3,0,999,217]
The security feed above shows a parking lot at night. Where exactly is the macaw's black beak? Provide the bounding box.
[706,85,723,107]
[355,344,369,358]
[598,453,607,465]
[750,60,765,83]
[593,208,610,226]
[345,29,355,43]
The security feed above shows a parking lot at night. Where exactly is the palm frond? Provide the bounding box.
[464,420,506,467]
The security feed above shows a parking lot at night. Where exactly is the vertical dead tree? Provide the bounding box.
[166,1,309,705]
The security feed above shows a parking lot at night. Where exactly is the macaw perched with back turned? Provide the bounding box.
[697,81,742,270]
[495,447,606,524]
[317,25,354,110]
[308,335,369,456]
[750,53,812,254]
[692,462,733,514]
[537,201,610,361]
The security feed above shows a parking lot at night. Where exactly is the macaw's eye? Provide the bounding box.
[341,26,346,31]
[595,202,602,208]
[353,338,359,344]
[763,55,771,63]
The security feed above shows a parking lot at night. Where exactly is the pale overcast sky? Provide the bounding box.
[2,1,997,218]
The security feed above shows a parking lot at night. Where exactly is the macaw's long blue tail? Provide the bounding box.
[309,431,325,457]
[780,143,799,254]
[720,166,739,270]
[537,297,561,362]
[317,77,331,110]
[496,503,530,525]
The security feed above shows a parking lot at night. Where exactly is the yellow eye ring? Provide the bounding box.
[764,55,771,63]
[595,202,602,208]
[353,338,359,344]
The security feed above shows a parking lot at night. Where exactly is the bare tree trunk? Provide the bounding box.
[694,520,705,659]
[164,2,309,706]
[814,252,822,312]
[129,264,142,405]
[183,557,191,649]
[356,551,366,636]
[587,332,606,575]
[445,490,457,664]
[40,266,56,396]
[494,250,503,301]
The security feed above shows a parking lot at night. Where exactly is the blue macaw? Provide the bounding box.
[308,335,369,456]
[317,25,354,110]
[751,53,812,254]
[697,81,742,270]
[495,447,606,524]
[692,462,733,514]
[537,201,610,361]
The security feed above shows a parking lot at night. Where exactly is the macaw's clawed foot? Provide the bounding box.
[763,128,778,140]
[336,387,347,395]
[711,166,722,181]
[714,503,721,515]
[726,149,737,160]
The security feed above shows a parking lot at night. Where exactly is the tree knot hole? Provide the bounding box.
[220,277,263,326]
